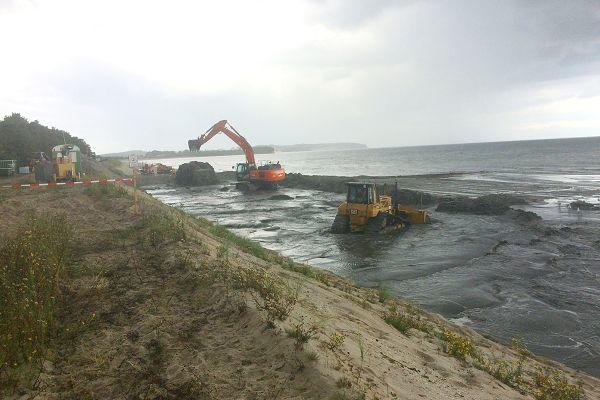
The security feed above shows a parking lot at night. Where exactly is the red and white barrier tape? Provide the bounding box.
[2,178,133,189]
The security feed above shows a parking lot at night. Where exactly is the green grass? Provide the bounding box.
[473,356,524,389]
[83,182,129,199]
[135,213,186,249]
[0,213,72,389]
[377,283,393,303]
[285,319,318,349]
[208,223,269,260]
[203,218,332,283]
[384,314,413,335]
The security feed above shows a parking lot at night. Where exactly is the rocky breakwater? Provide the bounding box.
[280,173,436,206]
[280,172,541,222]
[436,193,541,222]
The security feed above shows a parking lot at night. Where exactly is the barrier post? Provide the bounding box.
[129,154,140,215]
[133,167,140,215]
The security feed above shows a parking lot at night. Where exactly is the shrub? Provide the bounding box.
[0,213,72,386]
[532,369,585,400]
[200,256,297,323]
[441,329,475,361]
[327,332,345,351]
[377,284,392,303]
[136,213,186,249]
[336,377,352,388]
[384,314,413,335]
[83,182,129,199]
[511,336,532,358]
[243,269,298,322]
[286,318,319,349]
[384,304,431,336]
[474,356,524,389]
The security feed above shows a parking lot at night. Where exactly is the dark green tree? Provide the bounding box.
[0,113,93,165]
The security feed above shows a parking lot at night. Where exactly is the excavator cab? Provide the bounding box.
[235,163,250,181]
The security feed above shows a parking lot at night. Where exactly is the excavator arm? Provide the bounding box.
[188,120,256,165]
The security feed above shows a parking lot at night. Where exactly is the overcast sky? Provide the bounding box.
[0,0,599,153]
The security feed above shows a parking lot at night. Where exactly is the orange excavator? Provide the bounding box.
[188,120,285,190]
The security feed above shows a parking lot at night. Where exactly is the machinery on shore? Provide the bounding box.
[140,162,175,175]
[188,120,285,190]
[51,144,81,181]
[30,145,81,182]
[331,182,430,234]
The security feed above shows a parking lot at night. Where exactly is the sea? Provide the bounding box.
[145,136,600,376]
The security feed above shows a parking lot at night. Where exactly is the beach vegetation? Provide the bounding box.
[473,355,524,389]
[377,283,392,303]
[327,331,345,351]
[286,318,319,349]
[440,328,476,361]
[83,182,129,199]
[384,303,431,336]
[136,213,186,249]
[0,213,72,389]
[532,368,585,400]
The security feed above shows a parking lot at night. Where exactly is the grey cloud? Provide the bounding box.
[307,0,414,28]
[3,0,600,152]
[0,0,16,13]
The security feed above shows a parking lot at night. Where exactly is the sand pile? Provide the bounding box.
[175,161,218,186]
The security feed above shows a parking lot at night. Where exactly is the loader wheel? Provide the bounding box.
[331,214,350,234]
[365,213,386,234]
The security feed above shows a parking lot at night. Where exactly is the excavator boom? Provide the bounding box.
[188,120,256,165]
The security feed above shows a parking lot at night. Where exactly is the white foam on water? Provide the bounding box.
[449,316,473,327]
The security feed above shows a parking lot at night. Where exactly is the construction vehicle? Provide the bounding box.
[26,145,82,182]
[51,144,81,181]
[188,120,285,190]
[29,152,53,182]
[140,162,175,175]
[331,182,430,234]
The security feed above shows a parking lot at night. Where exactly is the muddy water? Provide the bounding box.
[146,170,600,376]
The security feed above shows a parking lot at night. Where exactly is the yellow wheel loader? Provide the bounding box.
[331,182,430,234]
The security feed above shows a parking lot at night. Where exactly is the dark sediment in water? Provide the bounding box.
[268,194,294,200]
[436,194,528,215]
[569,200,599,210]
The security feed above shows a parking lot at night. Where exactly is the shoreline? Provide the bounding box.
[138,165,600,377]
[1,182,598,398]
[4,184,600,399]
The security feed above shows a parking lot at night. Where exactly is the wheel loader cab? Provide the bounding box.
[347,183,377,205]
[336,183,385,232]
[332,181,430,234]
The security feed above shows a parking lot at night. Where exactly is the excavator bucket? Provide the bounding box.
[188,139,201,152]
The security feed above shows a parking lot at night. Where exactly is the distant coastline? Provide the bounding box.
[101,142,367,159]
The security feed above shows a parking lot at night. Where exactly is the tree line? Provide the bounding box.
[0,113,93,165]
